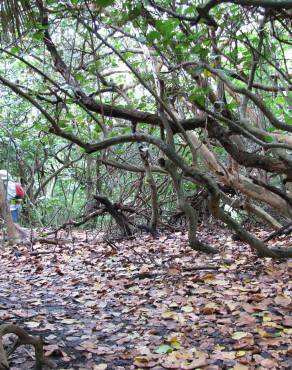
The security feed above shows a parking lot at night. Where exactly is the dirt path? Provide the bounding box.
[0,228,291,369]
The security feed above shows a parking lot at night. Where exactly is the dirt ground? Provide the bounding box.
[0,226,291,369]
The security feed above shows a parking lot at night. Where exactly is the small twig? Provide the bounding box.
[264,221,292,242]
[104,237,119,251]
[27,237,71,245]
[182,266,219,272]
[131,265,219,280]
[29,250,58,256]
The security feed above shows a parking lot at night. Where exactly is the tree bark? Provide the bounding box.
[187,132,292,218]
[0,323,56,370]
[0,178,18,243]
[94,195,133,236]
[163,159,217,254]
[138,146,159,234]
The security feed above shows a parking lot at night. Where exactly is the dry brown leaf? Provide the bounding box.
[93,365,108,370]
[202,303,220,314]
[274,295,291,307]
[233,364,250,370]
[180,357,208,369]
[232,332,249,340]
[283,315,292,327]
[233,334,255,349]
[134,356,157,368]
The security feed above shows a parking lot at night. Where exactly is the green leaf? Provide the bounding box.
[10,46,20,54]
[264,135,273,143]
[32,30,44,41]
[191,45,209,58]
[75,72,85,82]
[227,101,237,110]
[184,5,197,15]
[94,0,115,7]
[214,146,225,156]
[146,31,161,43]
[267,127,276,133]
[284,114,292,125]
[65,112,75,119]
[58,119,68,128]
[190,91,206,106]
[63,126,74,133]
[155,19,179,36]
[155,344,173,354]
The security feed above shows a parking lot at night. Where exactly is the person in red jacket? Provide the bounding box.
[0,170,25,222]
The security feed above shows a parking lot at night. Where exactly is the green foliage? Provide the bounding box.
[190,90,206,106]
[155,19,179,37]
[264,135,273,143]
[155,344,173,354]
[190,45,209,59]
[0,0,290,233]
[146,31,161,43]
[94,0,115,7]
[213,146,225,156]
[284,114,292,125]
[32,30,44,41]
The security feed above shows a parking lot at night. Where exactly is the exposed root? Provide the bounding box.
[0,324,56,370]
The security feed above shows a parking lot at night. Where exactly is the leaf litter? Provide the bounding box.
[0,226,291,369]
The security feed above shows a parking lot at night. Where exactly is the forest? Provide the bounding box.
[0,0,291,369]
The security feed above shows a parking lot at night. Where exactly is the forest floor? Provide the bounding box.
[0,225,291,370]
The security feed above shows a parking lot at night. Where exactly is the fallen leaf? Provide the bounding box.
[233,364,249,370]
[181,305,194,313]
[93,364,108,370]
[283,316,292,327]
[256,327,271,338]
[134,356,157,368]
[232,332,248,340]
[274,295,290,307]
[155,344,173,354]
[25,321,40,328]
[60,318,78,325]
[202,303,220,314]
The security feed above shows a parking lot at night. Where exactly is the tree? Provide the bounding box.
[0,0,291,257]
[0,178,18,242]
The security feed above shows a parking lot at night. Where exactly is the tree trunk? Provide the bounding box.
[0,178,18,243]
[138,146,159,235]
[187,132,292,218]
[94,195,133,236]
[163,159,217,254]
[85,155,94,213]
